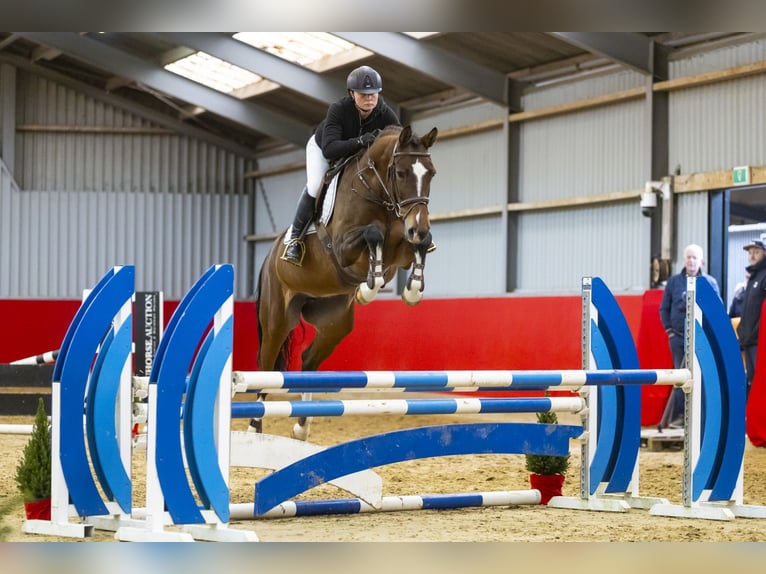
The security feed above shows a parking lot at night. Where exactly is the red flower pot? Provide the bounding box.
[23,498,51,520]
[529,473,565,505]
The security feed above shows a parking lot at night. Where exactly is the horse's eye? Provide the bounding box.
[396,170,407,179]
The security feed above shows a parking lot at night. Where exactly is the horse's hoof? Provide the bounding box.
[355,283,377,305]
[292,423,310,441]
[402,287,423,306]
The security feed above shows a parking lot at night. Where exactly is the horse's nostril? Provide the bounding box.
[408,228,427,243]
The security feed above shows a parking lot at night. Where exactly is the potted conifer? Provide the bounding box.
[14,398,52,520]
[525,408,570,505]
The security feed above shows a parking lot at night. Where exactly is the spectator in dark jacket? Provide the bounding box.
[729,272,749,319]
[659,243,720,428]
[737,239,766,396]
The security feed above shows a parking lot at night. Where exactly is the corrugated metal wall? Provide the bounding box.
[672,192,710,270]
[0,71,255,299]
[412,104,508,294]
[516,204,650,294]
[669,37,766,174]
[667,39,766,288]
[516,71,651,293]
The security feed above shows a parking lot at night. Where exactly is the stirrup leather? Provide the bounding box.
[281,238,306,266]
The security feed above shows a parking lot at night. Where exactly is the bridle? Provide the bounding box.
[352,140,432,219]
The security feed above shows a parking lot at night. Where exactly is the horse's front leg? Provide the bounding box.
[355,225,385,305]
[402,234,431,306]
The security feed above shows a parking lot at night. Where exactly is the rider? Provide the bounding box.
[281,65,401,266]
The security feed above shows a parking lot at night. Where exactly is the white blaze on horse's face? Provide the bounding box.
[402,157,432,245]
[412,159,428,197]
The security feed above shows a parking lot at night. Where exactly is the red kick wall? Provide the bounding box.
[0,291,673,425]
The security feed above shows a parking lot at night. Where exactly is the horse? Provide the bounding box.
[253,125,438,439]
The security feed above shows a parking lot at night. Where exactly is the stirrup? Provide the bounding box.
[280,238,306,266]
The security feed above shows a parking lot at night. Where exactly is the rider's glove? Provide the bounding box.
[357,132,376,146]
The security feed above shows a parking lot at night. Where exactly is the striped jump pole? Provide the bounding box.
[0,424,34,434]
[10,349,59,365]
[233,490,543,519]
[232,368,691,394]
[231,396,587,419]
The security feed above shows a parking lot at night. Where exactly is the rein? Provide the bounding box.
[352,142,431,219]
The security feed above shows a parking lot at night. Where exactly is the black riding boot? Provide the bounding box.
[281,187,315,266]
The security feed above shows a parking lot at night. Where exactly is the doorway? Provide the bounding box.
[711,185,766,310]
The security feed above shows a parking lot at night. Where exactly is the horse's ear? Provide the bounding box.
[398,125,413,146]
[421,127,438,149]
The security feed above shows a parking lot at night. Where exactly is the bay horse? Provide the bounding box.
[254,125,438,439]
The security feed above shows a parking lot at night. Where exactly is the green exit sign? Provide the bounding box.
[733,166,750,185]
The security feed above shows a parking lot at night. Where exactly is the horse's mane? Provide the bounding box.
[380,125,402,136]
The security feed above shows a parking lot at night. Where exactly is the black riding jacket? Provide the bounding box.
[737,256,766,347]
[314,95,400,163]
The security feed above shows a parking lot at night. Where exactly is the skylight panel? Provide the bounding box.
[165,51,263,93]
[233,32,367,71]
[403,32,439,39]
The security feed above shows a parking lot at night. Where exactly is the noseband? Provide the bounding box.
[353,142,431,219]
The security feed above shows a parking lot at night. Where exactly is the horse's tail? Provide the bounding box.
[255,260,265,358]
[255,250,294,372]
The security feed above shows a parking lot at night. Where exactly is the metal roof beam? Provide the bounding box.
[0,52,259,159]
[151,32,343,106]
[549,32,668,80]
[15,32,313,147]
[333,32,518,110]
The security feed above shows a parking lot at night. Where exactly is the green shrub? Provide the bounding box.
[14,398,52,502]
[524,409,570,476]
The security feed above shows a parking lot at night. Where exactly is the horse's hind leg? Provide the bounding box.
[291,392,313,441]
[294,296,356,440]
[251,269,303,434]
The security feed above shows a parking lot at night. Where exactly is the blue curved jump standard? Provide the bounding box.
[692,277,746,501]
[149,265,217,386]
[589,277,641,495]
[253,422,583,516]
[85,316,133,512]
[184,314,233,523]
[56,265,135,517]
[153,264,233,525]
[692,320,723,498]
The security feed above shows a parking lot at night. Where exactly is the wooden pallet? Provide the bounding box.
[640,428,684,451]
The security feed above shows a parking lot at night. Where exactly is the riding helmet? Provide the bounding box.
[346,66,382,94]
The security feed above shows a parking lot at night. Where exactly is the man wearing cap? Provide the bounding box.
[659,243,720,428]
[737,239,766,396]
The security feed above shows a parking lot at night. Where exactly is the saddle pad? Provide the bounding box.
[283,174,339,243]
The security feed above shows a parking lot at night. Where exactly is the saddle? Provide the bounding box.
[315,155,355,214]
